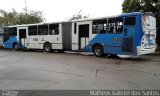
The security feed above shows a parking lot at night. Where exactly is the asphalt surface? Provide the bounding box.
[0,49,160,90]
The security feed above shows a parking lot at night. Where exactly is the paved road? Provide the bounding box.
[0,49,160,90]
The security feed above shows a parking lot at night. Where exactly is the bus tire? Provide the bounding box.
[13,43,19,51]
[93,44,104,57]
[44,43,52,52]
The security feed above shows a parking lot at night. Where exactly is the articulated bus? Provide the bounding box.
[2,12,156,57]
[0,28,3,46]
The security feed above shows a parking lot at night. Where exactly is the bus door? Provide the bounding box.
[18,27,27,48]
[78,22,91,50]
[122,16,136,53]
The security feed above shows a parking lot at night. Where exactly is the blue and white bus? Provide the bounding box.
[2,12,157,57]
[0,28,3,46]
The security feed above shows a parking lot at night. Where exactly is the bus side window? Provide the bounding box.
[92,19,107,34]
[38,25,48,35]
[108,18,123,34]
[124,17,136,26]
[116,18,123,33]
[49,24,59,35]
[74,23,76,34]
[10,27,17,36]
[3,28,10,42]
[28,26,38,36]
[51,30,55,35]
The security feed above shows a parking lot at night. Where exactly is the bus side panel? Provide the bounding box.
[87,34,124,55]
[122,27,137,55]
[135,14,144,47]
[121,15,142,55]
[74,21,92,51]
[86,15,143,55]
[71,23,79,50]
[0,35,3,46]
[62,22,72,50]
[3,36,17,49]
[122,14,143,55]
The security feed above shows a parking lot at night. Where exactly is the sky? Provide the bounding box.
[0,0,124,22]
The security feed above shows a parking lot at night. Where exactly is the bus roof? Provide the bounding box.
[3,12,143,28]
[71,12,142,22]
[3,21,62,28]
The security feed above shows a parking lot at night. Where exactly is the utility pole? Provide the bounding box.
[25,0,28,13]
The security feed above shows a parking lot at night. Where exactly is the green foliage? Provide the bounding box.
[0,9,45,27]
[17,10,44,25]
[122,0,160,46]
[0,9,17,26]
[122,0,158,13]
[68,10,89,21]
[122,0,141,13]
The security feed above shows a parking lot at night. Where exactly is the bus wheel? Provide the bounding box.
[13,43,19,51]
[44,43,52,52]
[93,44,104,57]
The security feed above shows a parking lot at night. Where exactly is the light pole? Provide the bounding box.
[25,0,28,12]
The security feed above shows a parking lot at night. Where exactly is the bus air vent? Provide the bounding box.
[122,37,133,52]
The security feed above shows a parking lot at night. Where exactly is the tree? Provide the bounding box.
[0,9,18,26]
[0,9,45,27]
[16,10,44,25]
[122,0,160,46]
[68,10,89,21]
[122,0,141,13]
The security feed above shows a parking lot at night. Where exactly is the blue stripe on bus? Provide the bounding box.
[84,34,138,55]
[3,36,17,48]
[3,36,25,49]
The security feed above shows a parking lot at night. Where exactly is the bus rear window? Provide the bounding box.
[124,17,136,26]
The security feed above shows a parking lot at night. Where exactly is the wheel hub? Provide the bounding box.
[95,48,101,55]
